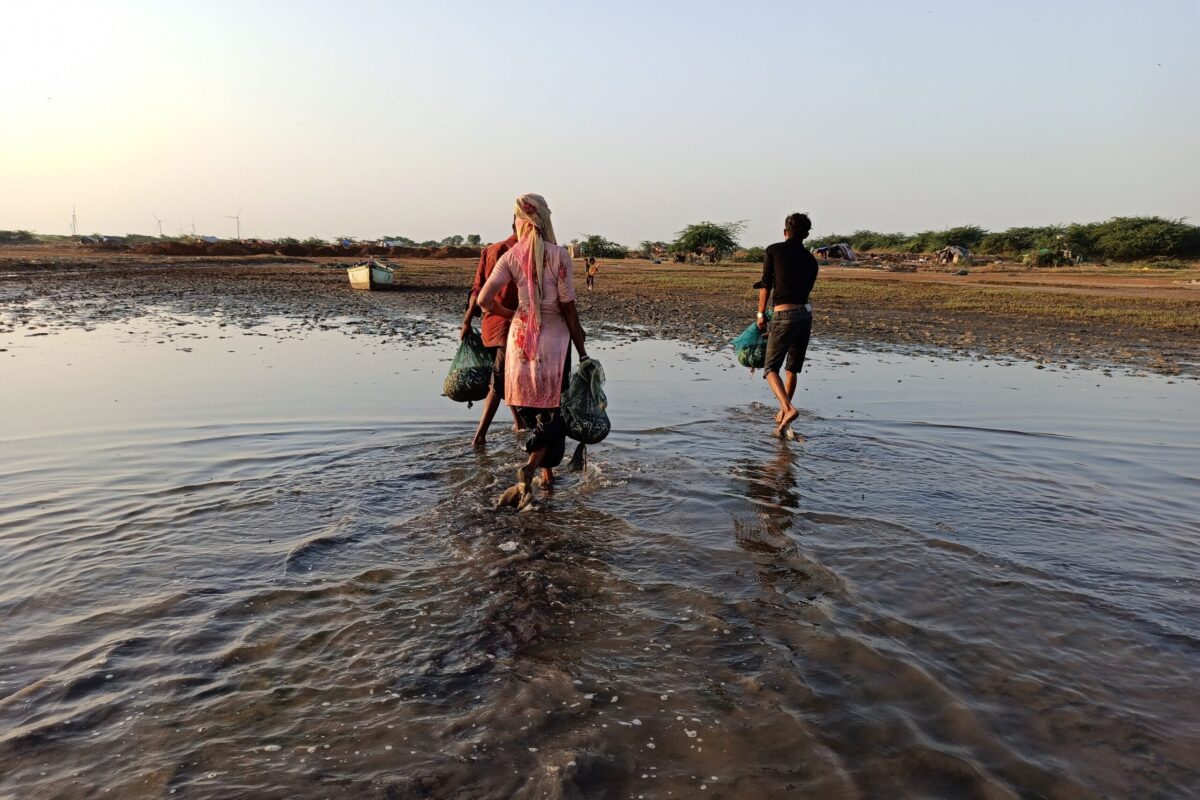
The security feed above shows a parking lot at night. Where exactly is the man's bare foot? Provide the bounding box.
[472,435,486,449]
[777,408,800,438]
[541,468,554,488]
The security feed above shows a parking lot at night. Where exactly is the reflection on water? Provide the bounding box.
[1,317,1198,798]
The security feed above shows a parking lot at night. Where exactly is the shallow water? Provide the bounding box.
[1,316,1198,799]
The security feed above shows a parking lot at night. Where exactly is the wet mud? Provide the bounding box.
[1,256,1197,378]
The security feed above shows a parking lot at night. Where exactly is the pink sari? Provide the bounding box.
[479,239,576,409]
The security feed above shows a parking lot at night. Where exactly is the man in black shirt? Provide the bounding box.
[756,212,818,438]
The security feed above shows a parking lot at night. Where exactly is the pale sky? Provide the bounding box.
[1,0,1196,246]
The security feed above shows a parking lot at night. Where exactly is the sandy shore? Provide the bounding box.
[2,249,1198,376]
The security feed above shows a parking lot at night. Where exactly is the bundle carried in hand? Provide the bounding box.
[443,328,493,407]
[563,357,610,444]
[732,311,771,369]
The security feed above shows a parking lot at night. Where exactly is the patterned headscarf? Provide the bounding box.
[512,193,557,362]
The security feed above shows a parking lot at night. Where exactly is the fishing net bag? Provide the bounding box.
[563,357,611,445]
[732,312,771,369]
[443,328,493,406]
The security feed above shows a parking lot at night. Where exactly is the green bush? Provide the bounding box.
[1088,217,1200,260]
[0,230,36,243]
[810,231,907,251]
[577,234,627,259]
[938,225,989,249]
[807,233,848,250]
[670,221,744,260]
[849,230,907,251]
[979,226,1064,254]
[638,240,670,258]
[735,246,766,262]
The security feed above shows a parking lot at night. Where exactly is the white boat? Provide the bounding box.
[347,259,397,290]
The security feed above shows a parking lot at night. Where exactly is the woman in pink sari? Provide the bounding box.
[479,194,588,508]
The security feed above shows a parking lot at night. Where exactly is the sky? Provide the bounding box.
[1,0,1197,247]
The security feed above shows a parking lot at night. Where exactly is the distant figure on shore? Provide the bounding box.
[460,221,521,447]
[756,212,818,439]
[479,194,588,509]
[586,257,599,291]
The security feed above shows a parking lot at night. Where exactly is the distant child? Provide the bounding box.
[586,257,599,291]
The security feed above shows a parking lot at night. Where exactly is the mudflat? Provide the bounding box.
[2,248,1198,376]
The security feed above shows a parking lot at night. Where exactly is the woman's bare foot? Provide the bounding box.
[472,434,486,449]
[517,465,534,491]
[495,484,523,508]
[777,408,800,438]
[541,468,554,488]
[568,443,587,472]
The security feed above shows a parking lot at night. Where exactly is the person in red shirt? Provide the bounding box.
[460,222,521,447]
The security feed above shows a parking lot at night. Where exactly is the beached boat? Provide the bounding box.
[346,259,398,290]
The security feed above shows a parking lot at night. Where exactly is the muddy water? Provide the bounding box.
[1,316,1198,799]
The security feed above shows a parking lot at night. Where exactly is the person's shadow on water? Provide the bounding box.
[731,442,827,600]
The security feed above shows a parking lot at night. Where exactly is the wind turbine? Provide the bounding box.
[69,204,78,237]
[151,212,166,238]
[224,207,243,240]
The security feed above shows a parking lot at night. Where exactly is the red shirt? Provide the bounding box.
[472,234,519,347]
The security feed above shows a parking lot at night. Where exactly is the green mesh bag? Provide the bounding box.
[443,328,493,405]
[563,358,610,444]
[732,312,771,369]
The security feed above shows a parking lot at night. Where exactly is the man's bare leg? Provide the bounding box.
[773,372,799,423]
[766,371,799,436]
[471,388,502,448]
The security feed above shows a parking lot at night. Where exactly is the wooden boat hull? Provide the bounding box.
[347,264,396,290]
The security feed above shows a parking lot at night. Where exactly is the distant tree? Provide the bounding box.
[577,233,627,258]
[466,234,482,246]
[670,221,744,262]
[440,235,465,247]
[384,234,417,246]
[301,237,325,247]
[275,236,300,245]
[0,230,36,243]
[638,240,669,258]
[419,240,439,248]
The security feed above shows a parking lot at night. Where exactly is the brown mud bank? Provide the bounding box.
[1,255,1198,376]
[31,240,484,259]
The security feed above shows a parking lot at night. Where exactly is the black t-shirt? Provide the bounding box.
[760,239,819,306]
